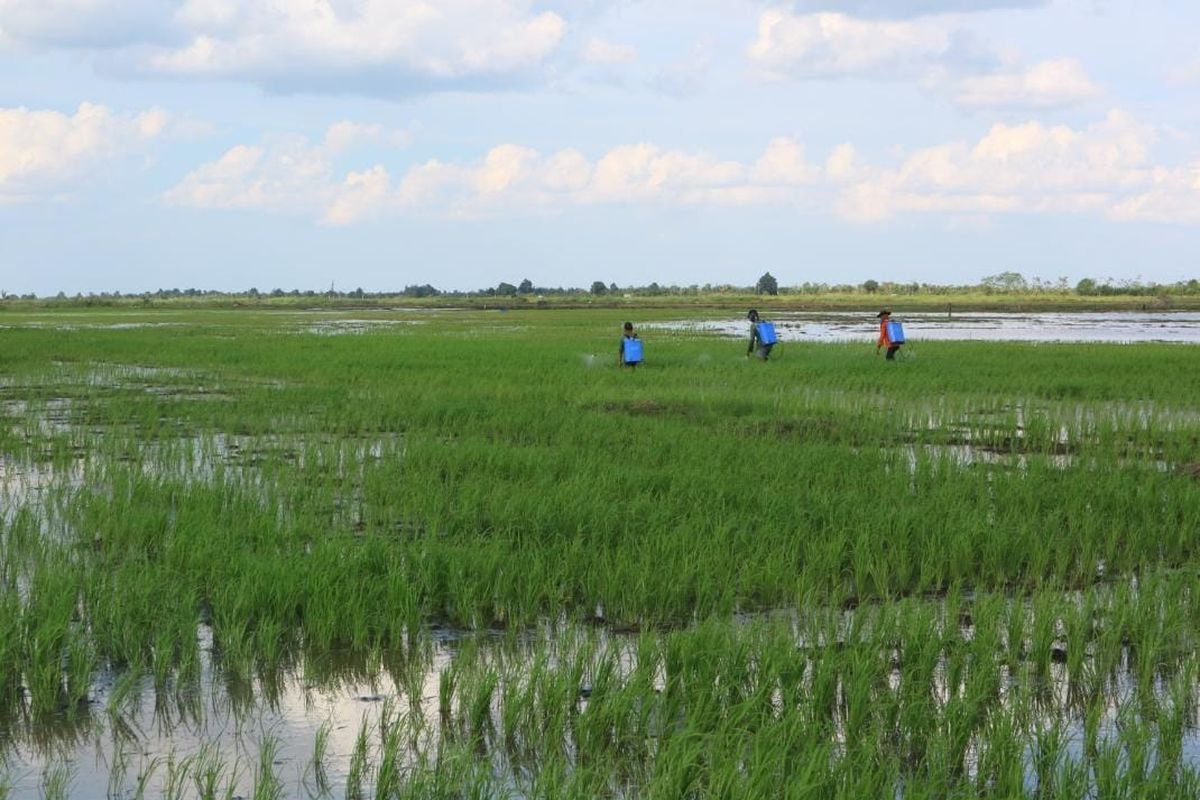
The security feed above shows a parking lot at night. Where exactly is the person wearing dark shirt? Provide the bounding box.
[619,321,642,367]
[747,309,774,361]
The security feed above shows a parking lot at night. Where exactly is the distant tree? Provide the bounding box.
[862,279,879,294]
[517,278,534,295]
[609,282,619,294]
[981,271,1027,294]
[756,272,779,296]
[590,281,608,296]
[1075,278,1098,296]
[497,282,518,296]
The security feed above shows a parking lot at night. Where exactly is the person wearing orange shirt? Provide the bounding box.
[876,310,901,361]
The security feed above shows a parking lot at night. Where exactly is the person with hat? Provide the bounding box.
[746,309,775,361]
[876,310,901,361]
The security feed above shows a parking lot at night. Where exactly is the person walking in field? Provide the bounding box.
[876,310,902,361]
[619,322,643,367]
[747,309,777,361]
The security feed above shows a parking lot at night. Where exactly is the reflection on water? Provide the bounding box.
[649,311,1200,343]
[3,610,1200,798]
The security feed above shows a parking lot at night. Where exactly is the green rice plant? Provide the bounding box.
[132,755,162,800]
[252,734,283,800]
[192,741,239,800]
[374,700,405,800]
[346,715,371,800]
[464,668,498,743]
[39,761,72,800]
[1031,718,1066,797]
[161,749,194,800]
[305,721,332,798]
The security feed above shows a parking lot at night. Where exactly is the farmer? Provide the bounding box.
[619,321,642,367]
[747,309,775,361]
[876,310,901,361]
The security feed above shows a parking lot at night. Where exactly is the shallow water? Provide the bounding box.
[648,311,1200,344]
[3,609,1199,798]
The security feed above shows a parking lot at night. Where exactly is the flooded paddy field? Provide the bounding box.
[1,308,1199,797]
[649,310,1200,344]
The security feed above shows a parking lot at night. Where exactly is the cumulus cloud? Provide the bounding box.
[163,120,410,222]
[747,10,1102,111]
[164,111,1200,227]
[834,110,1158,222]
[0,102,171,201]
[1109,164,1200,224]
[581,36,636,65]
[0,0,567,96]
[166,133,815,222]
[955,58,1101,109]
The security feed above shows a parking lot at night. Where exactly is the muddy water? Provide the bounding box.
[650,311,1200,343]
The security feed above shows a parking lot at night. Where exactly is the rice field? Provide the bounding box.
[1,307,1199,798]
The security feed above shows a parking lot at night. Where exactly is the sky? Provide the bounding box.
[1,0,1198,295]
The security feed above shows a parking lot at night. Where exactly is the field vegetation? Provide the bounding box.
[0,307,1198,797]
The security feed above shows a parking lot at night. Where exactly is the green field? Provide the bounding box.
[2,308,1199,798]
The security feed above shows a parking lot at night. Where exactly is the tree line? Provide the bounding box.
[3,271,1199,304]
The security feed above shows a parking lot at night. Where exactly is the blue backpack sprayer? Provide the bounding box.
[622,338,643,365]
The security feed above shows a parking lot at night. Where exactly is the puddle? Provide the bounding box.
[294,319,425,336]
[1,322,184,331]
[647,311,1200,344]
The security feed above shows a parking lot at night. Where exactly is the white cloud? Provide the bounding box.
[0,1,567,96]
[322,121,412,154]
[324,165,391,225]
[825,143,867,183]
[747,11,951,80]
[955,58,1101,109]
[1109,164,1200,224]
[163,139,333,214]
[746,10,1102,112]
[582,36,636,65]
[166,134,807,222]
[0,102,171,201]
[163,120,410,220]
[751,138,818,185]
[165,111,1200,227]
[835,110,1159,221]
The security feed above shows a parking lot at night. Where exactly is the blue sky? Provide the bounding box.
[1,0,1198,294]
